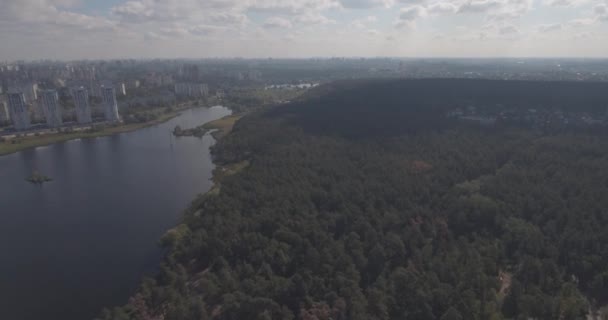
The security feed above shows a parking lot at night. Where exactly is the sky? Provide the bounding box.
[1,0,607,60]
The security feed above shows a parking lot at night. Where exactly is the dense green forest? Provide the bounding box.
[100,79,608,320]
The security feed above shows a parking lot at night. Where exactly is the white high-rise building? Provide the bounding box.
[32,100,46,122]
[9,83,39,103]
[40,89,63,128]
[118,83,127,96]
[72,87,92,124]
[192,83,209,98]
[89,81,102,98]
[0,100,10,123]
[7,93,31,131]
[175,83,209,98]
[101,85,120,122]
[175,83,191,96]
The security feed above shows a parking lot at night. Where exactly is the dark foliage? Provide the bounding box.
[99,79,608,320]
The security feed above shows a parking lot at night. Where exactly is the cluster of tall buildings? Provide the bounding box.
[2,85,121,131]
[174,83,209,98]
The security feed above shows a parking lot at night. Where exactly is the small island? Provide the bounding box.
[172,124,209,138]
[26,171,53,184]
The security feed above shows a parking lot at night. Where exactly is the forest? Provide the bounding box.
[100,79,608,320]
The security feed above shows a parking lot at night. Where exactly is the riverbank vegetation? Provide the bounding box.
[0,105,192,156]
[221,87,307,113]
[172,114,243,139]
[203,114,243,140]
[100,79,608,320]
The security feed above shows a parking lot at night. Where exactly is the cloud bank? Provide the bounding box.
[0,0,607,60]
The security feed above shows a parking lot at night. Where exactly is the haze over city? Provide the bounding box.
[2,0,608,60]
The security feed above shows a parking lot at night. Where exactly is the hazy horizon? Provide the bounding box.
[4,56,608,64]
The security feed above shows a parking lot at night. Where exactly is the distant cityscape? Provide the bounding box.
[0,62,221,133]
[3,58,608,133]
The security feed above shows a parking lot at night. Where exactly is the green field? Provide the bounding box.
[202,114,243,139]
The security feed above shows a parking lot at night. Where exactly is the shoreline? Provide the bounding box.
[160,112,246,248]
[0,105,204,157]
[172,113,243,140]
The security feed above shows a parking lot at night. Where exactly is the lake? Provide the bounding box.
[0,106,231,320]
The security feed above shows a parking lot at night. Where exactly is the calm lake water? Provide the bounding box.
[0,106,231,320]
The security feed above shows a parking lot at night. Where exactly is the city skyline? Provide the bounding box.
[1,0,608,61]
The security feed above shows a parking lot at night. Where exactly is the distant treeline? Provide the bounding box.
[271,79,608,138]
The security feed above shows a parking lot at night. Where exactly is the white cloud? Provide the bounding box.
[263,16,293,28]
[112,0,247,22]
[295,12,336,25]
[0,0,117,35]
[543,0,589,7]
[400,5,427,19]
[474,21,522,39]
[568,18,596,27]
[1,0,608,60]
[395,5,427,28]
[458,0,503,13]
[207,12,249,27]
[395,0,430,5]
[573,31,593,39]
[427,2,459,14]
[248,0,339,14]
[495,0,532,19]
[595,3,608,21]
[339,0,393,8]
[498,24,520,35]
[350,15,378,28]
[534,17,596,35]
[189,24,228,36]
[537,23,563,32]
[419,0,533,19]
